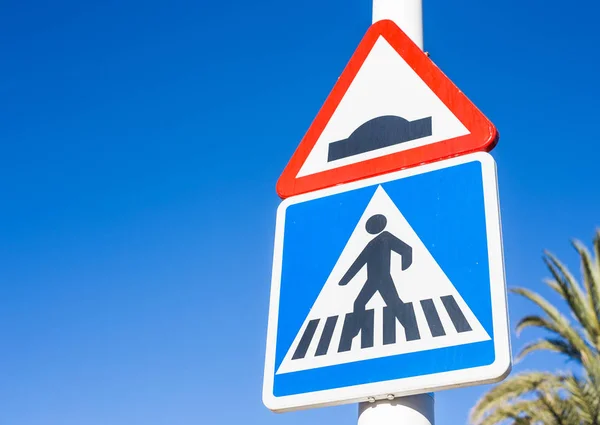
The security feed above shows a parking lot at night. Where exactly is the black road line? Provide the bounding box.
[315,316,339,356]
[292,319,320,360]
[420,299,446,337]
[441,295,472,333]
[383,302,421,344]
[397,302,421,341]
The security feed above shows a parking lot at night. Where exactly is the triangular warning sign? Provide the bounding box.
[276,186,490,375]
[276,20,498,199]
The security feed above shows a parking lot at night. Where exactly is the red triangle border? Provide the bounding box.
[277,20,498,199]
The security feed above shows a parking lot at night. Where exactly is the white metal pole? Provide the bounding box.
[358,393,434,425]
[358,1,431,422]
[372,0,424,50]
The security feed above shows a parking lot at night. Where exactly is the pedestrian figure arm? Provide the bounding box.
[339,249,368,286]
[390,237,413,270]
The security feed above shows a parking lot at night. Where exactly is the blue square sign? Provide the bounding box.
[263,153,511,412]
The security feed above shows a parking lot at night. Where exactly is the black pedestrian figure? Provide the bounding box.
[339,214,413,312]
[337,214,421,352]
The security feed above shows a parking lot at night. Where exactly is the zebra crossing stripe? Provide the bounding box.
[316,316,338,356]
[292,319,319,360]
[420,299,446,337]
[441,295,472,333]
[383,302,420,345]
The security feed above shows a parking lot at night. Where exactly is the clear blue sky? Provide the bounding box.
[1,0,599,424]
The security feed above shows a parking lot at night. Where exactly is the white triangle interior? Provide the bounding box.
[296,37,470,178]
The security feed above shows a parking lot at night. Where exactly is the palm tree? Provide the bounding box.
[470,230,600,425]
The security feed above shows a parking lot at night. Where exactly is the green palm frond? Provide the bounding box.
[562,374,599,424]
[473,385,579,425]
[511,287,592,361]
[543,251,599,345]
[594,230,600,276]
[571,239,600,346]
[476,400,542,425]
[470,230,600,425]
[470,371,562,423]
[516,338,580,363]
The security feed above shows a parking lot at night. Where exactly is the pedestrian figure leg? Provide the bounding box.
[379,279,420,342]
[338,283,378,352]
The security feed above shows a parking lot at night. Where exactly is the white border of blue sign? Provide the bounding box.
[263,152,511,412]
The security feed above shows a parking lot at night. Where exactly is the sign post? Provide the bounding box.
[360,3,431,424]
[373,0,423,49]
[358,393,434,425]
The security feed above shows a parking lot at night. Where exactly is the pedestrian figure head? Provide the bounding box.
[365,214,387,235]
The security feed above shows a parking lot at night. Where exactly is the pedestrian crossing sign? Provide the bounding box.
[263,152,511,412]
